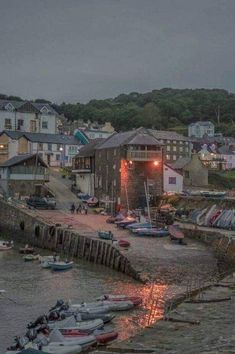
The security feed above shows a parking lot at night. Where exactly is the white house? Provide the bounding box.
[163,164,183,193]
[0,131,83,167]
[188,121,215,138]
[0,100,60,134]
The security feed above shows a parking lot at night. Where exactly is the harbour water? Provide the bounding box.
[0,249,175,352]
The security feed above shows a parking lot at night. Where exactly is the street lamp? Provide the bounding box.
[60,146,64,167]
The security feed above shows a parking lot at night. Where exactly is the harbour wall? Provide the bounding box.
[0,199,139,280]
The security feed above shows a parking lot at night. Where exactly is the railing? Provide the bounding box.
[126,150,162,161]
[10,166,47,175]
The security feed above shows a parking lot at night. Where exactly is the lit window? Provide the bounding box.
[166,155,170,160]
[166,145,171,151]
[169,177,176,184]
[173,146,177,151]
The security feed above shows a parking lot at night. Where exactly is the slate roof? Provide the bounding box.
[0,154,47,167]
[0,130,80,145]
[76,138,104,157]
[23,132,80,145]
[0,130,24,139]
[170,157,191,169]
[0,99,57,114]
[96,128,162,149]
[148,129,189,142]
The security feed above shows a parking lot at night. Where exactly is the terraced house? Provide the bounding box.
[148,129,191,163]
[0,99,60,134]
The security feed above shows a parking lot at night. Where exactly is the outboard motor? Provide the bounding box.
[36,323,50,335]
[12,335,29,350]
[27,314,48,329]
[48,309,60,321]
[49,299,64,311]
[26,328,38,341]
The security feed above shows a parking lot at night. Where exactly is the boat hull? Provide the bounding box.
[49,262,73,271]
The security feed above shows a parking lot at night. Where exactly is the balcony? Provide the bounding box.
[126,149,162,161]
[9,166,49,181]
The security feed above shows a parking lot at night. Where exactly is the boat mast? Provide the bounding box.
[144,181,152,227]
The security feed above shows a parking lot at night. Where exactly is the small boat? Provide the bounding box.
[61,328,118,345]
[86,197,99,207]
[79,313,115,324]
[168,225,184,240]
[97,294,142,306]
[115,217,136,228]
[49,261,73,271]
[23,254,40,262]
[41,260,52,268]
[126,222,151,230]
[0,240,13,251]
[48,329,97,350]
[118,240,130,248]
[98,231,113,240]
[41,345,82,354]
[134,228,169,237]
[72,300,134,311]
[19,245,34,254]
[48,317,104,332]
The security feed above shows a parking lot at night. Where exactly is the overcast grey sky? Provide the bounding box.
[0,0,234,103]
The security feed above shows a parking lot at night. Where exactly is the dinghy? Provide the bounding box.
[49,261,73,271]
[48,329,96,350]
[61,328,118,345]
[97,231,113,240]
[168,225,184,240]
[23,254,40,262]
[48,317,104,332]
[71,300,134,311]
[118,240,130,247]
[97,294,142,306]
[126,222,151,230]
[134,228,169,237]
[0,240,13,251]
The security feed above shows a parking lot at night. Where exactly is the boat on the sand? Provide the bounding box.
[118,240,130,247]
[48,317,104,332]
[0,240,13,251]
[97,294,142,306]
[134,228,169,237]
[97,230,113,240]
[23,254,40,262]
[168,225,184,240]
[48,329,97,350]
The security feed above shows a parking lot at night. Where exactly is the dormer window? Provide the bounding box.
[40,106,50,114]
[5,102,15,112]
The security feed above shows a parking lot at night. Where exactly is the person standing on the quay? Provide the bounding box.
[70,203,75,214]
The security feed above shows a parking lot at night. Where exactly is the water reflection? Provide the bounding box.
[0,250,176,351]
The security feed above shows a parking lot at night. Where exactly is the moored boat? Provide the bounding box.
[115,217,136,228]
[48,329,97,350]
[23,254,40,262]
[97,231,113,240]
[97,294,142,306]
[48,317,104,332]
[134,228,169,237]
[118,240,130,247]
[61,328,118,345]
[49,261,73,271]
[126,222,151,230]
[0,240,13,251]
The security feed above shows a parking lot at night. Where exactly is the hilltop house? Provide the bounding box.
[0,131,83,167]
[94,128,164,209]
[0,154,48,197]
[188,121,215,139]
[0,100,60,134]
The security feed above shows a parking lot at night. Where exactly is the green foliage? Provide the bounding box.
[208,171,235,189]
[53,88,235,135]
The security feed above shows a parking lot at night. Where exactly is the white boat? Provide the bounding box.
[48,317,104,332]
[48,329,96,350]
[0,240,13,251]
[71,300,134,312]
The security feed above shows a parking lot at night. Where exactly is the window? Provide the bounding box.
[30,120,36,132]
[169,177,176,184]
[4,118,12,129]
[48,143,52,151]
[57,144,61,151]
[17,119,24,130]
[38,143,43,150]
[185,142,189,146]
[166,154,170,160]
[42,121,48,129]
[173,140,177,144]
[56,154,60,161]
[166,145,171,151]
[167,140,170,143]
[173,146,177,152]
[185,147,189,152]
[179,146,183,152]
[113,179,116,187]
[179,141,183,144]
[114,149,116,156]
[173,155,177,160]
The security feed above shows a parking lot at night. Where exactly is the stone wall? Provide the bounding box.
[0,199,139,280]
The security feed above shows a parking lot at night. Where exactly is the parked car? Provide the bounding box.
[26,196,56,209]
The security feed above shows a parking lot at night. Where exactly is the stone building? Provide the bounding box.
[94,128,164,209]
[0,154,49,197]
[0,100,60,134]
[171,154,208,187]
[148,129,191,163]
